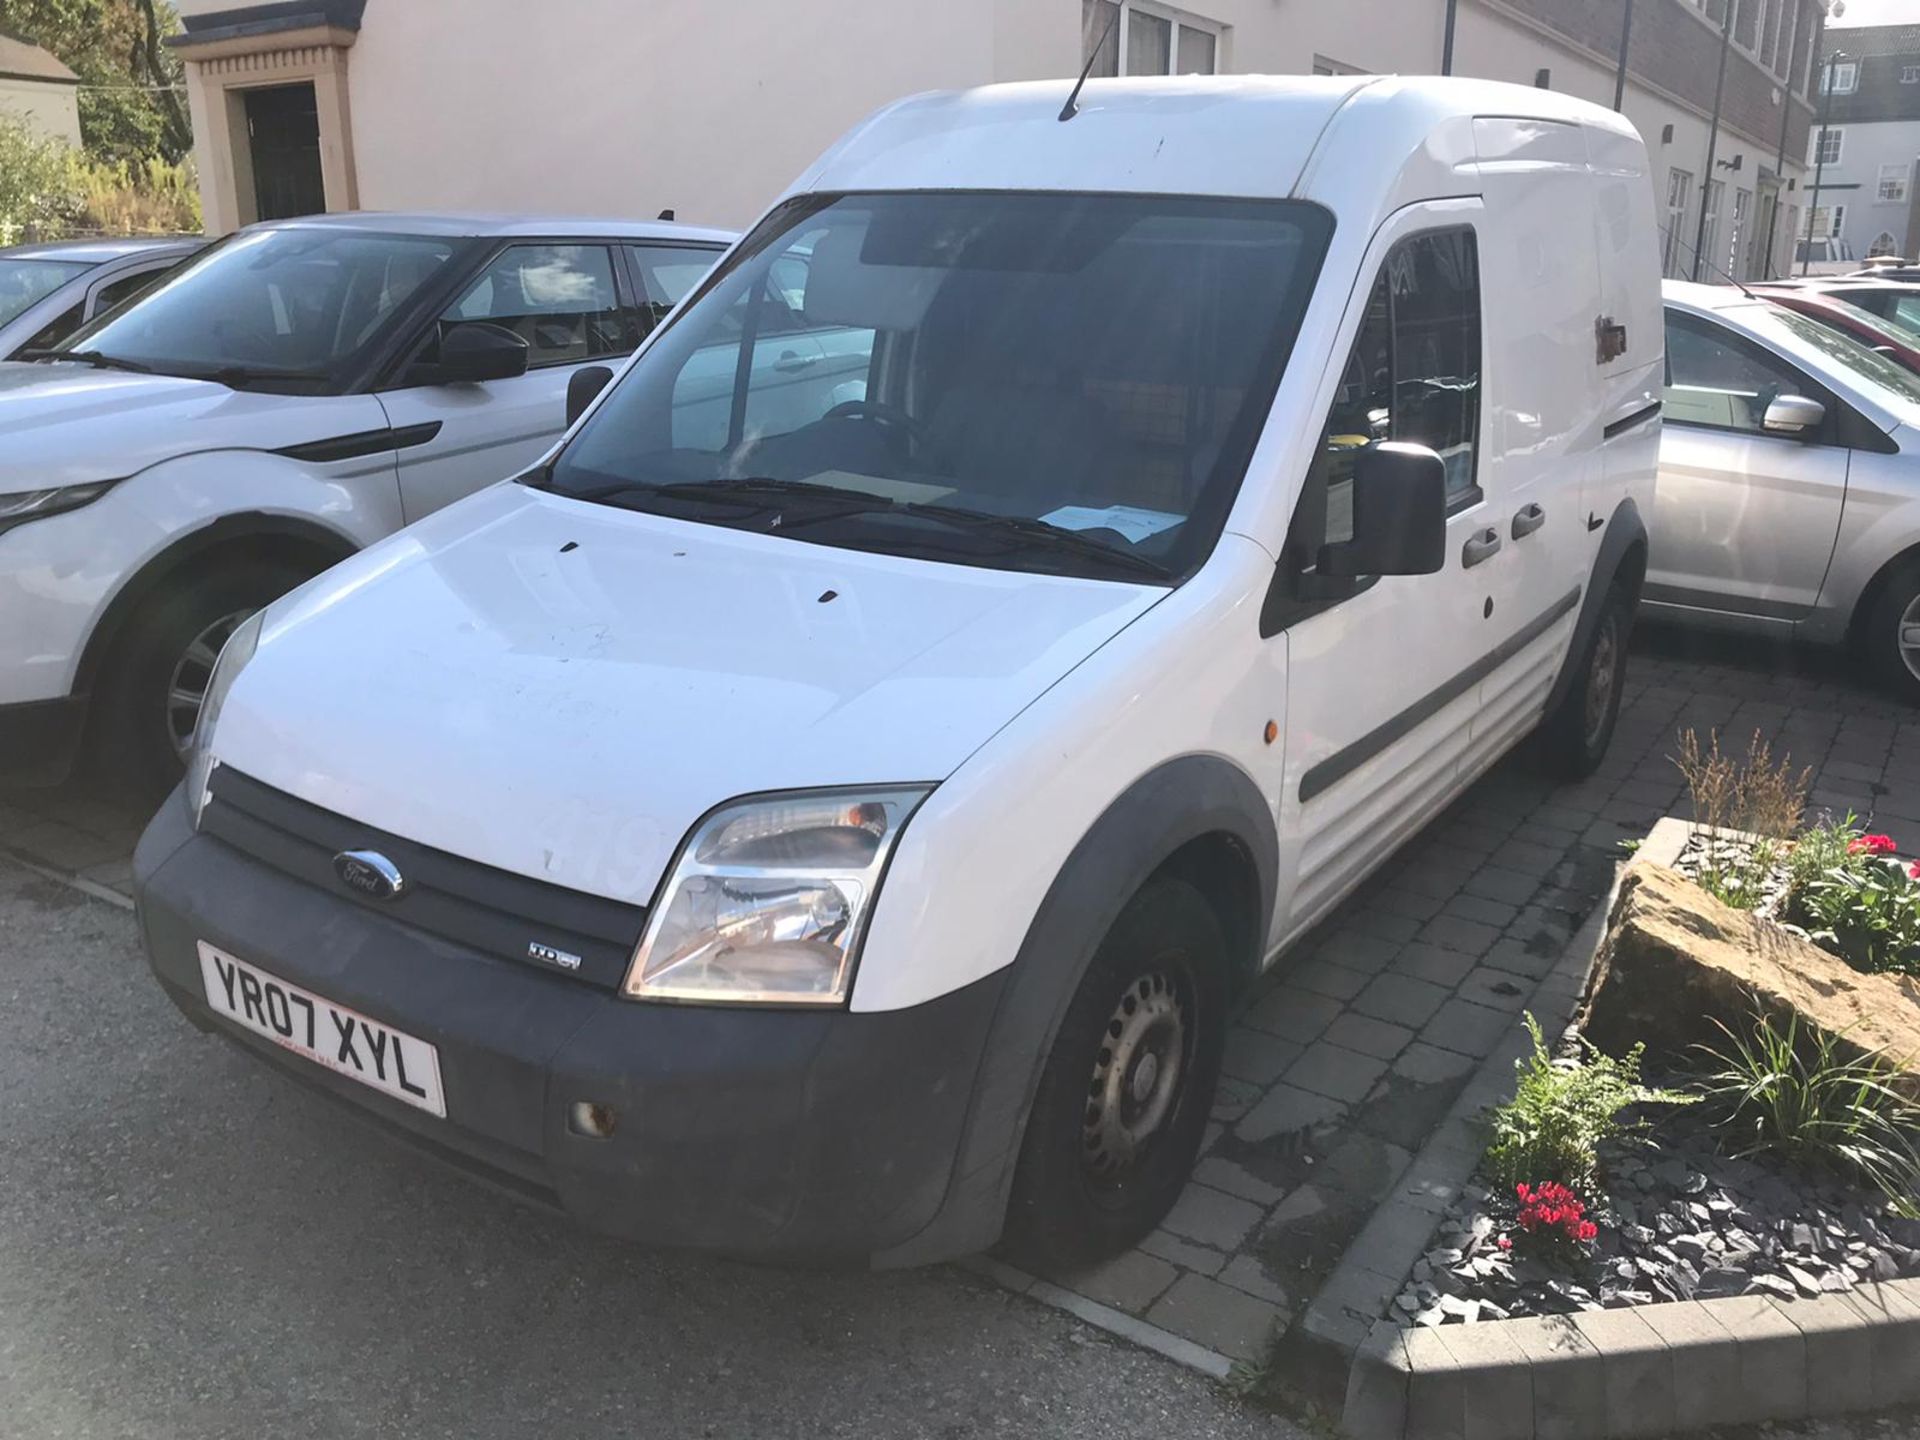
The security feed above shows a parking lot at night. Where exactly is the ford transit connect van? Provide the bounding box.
[134,76,1662,1268]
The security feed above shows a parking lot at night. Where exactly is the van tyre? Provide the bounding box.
[100,562,306,793]
[1862,558,1920,707]
[1538,582,1629,780]
[1001,876,1227,1270]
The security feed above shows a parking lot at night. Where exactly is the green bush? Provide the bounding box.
[1484,1014,1692,1194]
[1782,818,1920,976]
[0,117,78,244]
[1699,1008,1920,1216]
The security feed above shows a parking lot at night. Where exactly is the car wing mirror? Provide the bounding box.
[1761,394,1826,437]
[437,322,530,384]
[566,365,615,426]
[1317,442,1449,580]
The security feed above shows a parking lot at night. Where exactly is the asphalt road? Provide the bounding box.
[0,856,1293,1440]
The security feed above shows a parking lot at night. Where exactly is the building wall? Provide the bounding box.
[173,0,1816,282]
[0,75,81,146]
[1803,117,1920,259]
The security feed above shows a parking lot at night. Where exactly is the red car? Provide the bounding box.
[1750,282,1920,374]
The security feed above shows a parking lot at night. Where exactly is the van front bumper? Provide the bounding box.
[132,789,1008,1265]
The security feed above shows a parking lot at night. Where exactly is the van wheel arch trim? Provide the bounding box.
[871,754,1276,1266]
[1541,495,1648,721]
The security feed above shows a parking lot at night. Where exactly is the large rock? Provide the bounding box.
[1579,863,1920,1083]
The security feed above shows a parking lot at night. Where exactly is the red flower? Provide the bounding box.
[1909,860,1920,882]
[1497,1237,1513,1252]
[1850,834,1898,855]
[1510,1180,1599,1251]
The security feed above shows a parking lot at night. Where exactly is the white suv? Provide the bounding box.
[135,77,1662,1266]
[0,213,731,784]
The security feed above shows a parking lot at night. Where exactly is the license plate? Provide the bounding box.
[197,941,446,1118]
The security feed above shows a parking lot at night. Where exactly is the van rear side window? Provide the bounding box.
[1290,227,1482,566]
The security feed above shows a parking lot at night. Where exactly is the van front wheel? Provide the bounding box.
[1537,583,1629,779]
[1001,876,1227,1270]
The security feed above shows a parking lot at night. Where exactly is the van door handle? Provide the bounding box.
[1461,527,1502,568]
[1511,503,1546,540]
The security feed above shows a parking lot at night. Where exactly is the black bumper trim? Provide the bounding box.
[134,788,1009,1265]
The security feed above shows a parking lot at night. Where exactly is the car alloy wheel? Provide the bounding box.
[165,609,254,760]
[1899,592,1920,685]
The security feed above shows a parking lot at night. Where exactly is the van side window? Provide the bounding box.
[1284,228,1482,578]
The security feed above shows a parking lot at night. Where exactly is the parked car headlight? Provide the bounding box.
[184,610,263,826]
[624,787,931,1006]
[0,480,119,536]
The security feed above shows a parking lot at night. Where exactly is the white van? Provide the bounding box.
[133,76,1662,1267]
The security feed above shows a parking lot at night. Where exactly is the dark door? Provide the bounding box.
[246,84,325,221]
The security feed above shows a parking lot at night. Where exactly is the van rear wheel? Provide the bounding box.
[1537,583,1629,780]
[1001,876,1227,1270]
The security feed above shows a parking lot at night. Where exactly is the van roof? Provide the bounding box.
[795,74,1641,207]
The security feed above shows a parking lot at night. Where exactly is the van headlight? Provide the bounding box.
[183,609,263,827]
[623,787,930,1006]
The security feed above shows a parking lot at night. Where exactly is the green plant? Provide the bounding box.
[0,117,80,245]
[1781,819,1920,975]
[1483,1014,1694,1193]
[1698,1008,1920,1216]
[1672,728,1809,910]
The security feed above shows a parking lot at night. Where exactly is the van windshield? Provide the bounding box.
[546,192,1331,583]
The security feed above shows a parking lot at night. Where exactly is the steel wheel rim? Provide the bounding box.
[1583,615,1620,749]
[1899,593,1920,684]
[1082,968,1188,1187]
[166,609,252,759]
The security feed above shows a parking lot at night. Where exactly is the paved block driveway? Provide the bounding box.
[4,625,1917,1374]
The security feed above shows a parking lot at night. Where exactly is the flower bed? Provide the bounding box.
[1393,1094,1920,1327]
[1388,731,1920,1328]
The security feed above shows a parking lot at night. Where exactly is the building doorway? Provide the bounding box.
[245,83,325,221]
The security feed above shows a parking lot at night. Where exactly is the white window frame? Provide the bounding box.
[1107,0,1223,77]
[1904,65,1920,84]
[1664,168,1695,277]
[1879,162,1911,203]
[1823,59,1859,94]
[1809,203,1847,240]
[1811,125,1844,166]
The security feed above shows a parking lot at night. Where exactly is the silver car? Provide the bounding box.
[0,237,205,361]
[1653,280,1920,702]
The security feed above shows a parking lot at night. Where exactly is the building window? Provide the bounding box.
[1809,203,1847,240]
[1081,0,1222,77]
[1700,178,1725,280]
[1761,0,1783,70]
[1811,126,1844,166]
[1905,65,1920,83]
[1822,60,1859,94]
[1870,230,1900,258]
[1879,162,1911,203]
[1728,186,1752,278]
[1664,168,1695,277]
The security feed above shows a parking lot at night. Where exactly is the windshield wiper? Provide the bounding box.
[572,475,885,507]
[894,504,1176,582]
[190,364,326,390]
[21,348,152,373]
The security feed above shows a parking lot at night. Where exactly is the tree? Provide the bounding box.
[1,0,190,164]
[0,115,79,243]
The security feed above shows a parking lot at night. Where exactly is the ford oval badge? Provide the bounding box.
[333,849,408,900]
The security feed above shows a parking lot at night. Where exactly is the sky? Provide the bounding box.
[1829,0,1920,27]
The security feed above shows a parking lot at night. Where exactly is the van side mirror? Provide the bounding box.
[1761,394,1825,437]
[567,365,615,426]
[1316,442,1449,580]
[437,322,530,384]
